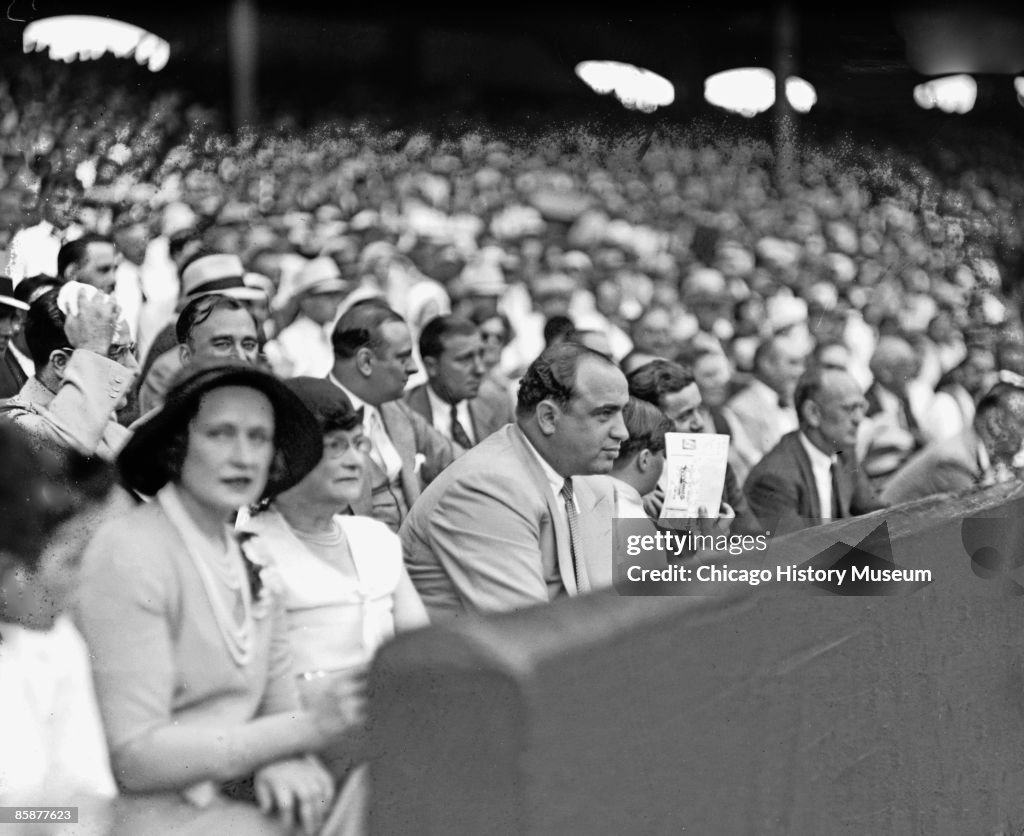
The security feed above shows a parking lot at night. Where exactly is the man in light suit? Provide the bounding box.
[722,334,806,485]
[400,342,629,620]
[880,380,1024,505]
[744,366,884,534]
[404,314,513,449]
[0,285,137,462]
[327,299,459,533]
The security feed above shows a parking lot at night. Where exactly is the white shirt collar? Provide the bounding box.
[329,374,370,414]
[425,384,474,443]
[798,431,836,470]
[610,476,647,518]
[517,425,570,502]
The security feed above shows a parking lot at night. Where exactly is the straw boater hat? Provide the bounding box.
[118,360,322,499]
[176,253,267,311]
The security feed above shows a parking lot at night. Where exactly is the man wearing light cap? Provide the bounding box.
[265,256,355,379]
[134,252,268,415]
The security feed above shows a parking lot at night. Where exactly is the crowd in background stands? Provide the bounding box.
[6,55,1024,833]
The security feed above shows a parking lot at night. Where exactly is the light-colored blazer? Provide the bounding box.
[403,379,514,448]
[0,350,133,460]
[400,423,615,620]
[74,498,298,782]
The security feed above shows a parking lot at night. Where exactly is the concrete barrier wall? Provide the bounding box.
[370,480,1024,835]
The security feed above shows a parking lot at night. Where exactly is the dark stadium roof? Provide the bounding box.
[7,2,1024,130]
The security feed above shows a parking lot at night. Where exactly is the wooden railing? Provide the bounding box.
[369,479,1024,835]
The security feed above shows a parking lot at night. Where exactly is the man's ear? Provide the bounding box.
[636,448,651,472]
[422,355,439,380]
[179,343,192,366]
[803,401,821,429]
[535,399,560,436]
[63,262,79,283]
[49,349,70,378]
[355,346,374,378]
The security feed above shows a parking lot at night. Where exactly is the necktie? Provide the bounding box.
[366,408,402,479]
[560,478,585,593]
[450,401,473,449]
[830,459,842,519]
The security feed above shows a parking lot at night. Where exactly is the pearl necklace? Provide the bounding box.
[158,485,255,667]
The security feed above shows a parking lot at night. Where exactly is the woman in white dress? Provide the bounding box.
[241,376,429,834]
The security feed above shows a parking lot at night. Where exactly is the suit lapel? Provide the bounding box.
[509,428,576,594]
[380,402,419,505]
[468,397,494,443]
[406,385,433,425]
[790,434,822,521]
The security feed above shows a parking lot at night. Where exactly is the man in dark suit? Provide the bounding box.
[327,299,459,532]
[404,314,513,449]
[744,366,884,534]
[400,342,628,620]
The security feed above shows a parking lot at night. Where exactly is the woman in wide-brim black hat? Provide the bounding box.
[76,359,363,834]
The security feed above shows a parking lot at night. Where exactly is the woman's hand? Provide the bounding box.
[303,663,369,744]
[254,755,335,836]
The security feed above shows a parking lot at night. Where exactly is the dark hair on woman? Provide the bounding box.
[516,341,614,418]
[626,359,695,407]
[24,288,68,369]
[0,424,114,572]
[155,408,290,500]
[616,397,674,461]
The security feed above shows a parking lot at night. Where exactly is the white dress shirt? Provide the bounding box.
[799,432,837,520]
[328,375,403,480]
[610,476,649,519]
[425,384,475,445]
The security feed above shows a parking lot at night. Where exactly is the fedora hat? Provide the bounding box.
[118,360,322,498]
[178,254,266,309]
[0,276,29,312]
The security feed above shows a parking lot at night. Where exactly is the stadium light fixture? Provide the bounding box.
[575,60,675,113]
[23,16,170,72]
[703,68,816,117]
[912,74,977,114]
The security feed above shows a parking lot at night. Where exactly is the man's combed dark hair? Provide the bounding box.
[626,359,695,407]
[24,288,68,369]
[175,294,254,346]
[418,314,479,361]
[56,233,113,279]
[331,298,404,359]
[515,341,615,418]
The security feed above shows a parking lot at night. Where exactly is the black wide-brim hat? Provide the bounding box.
[119,361,323,498]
